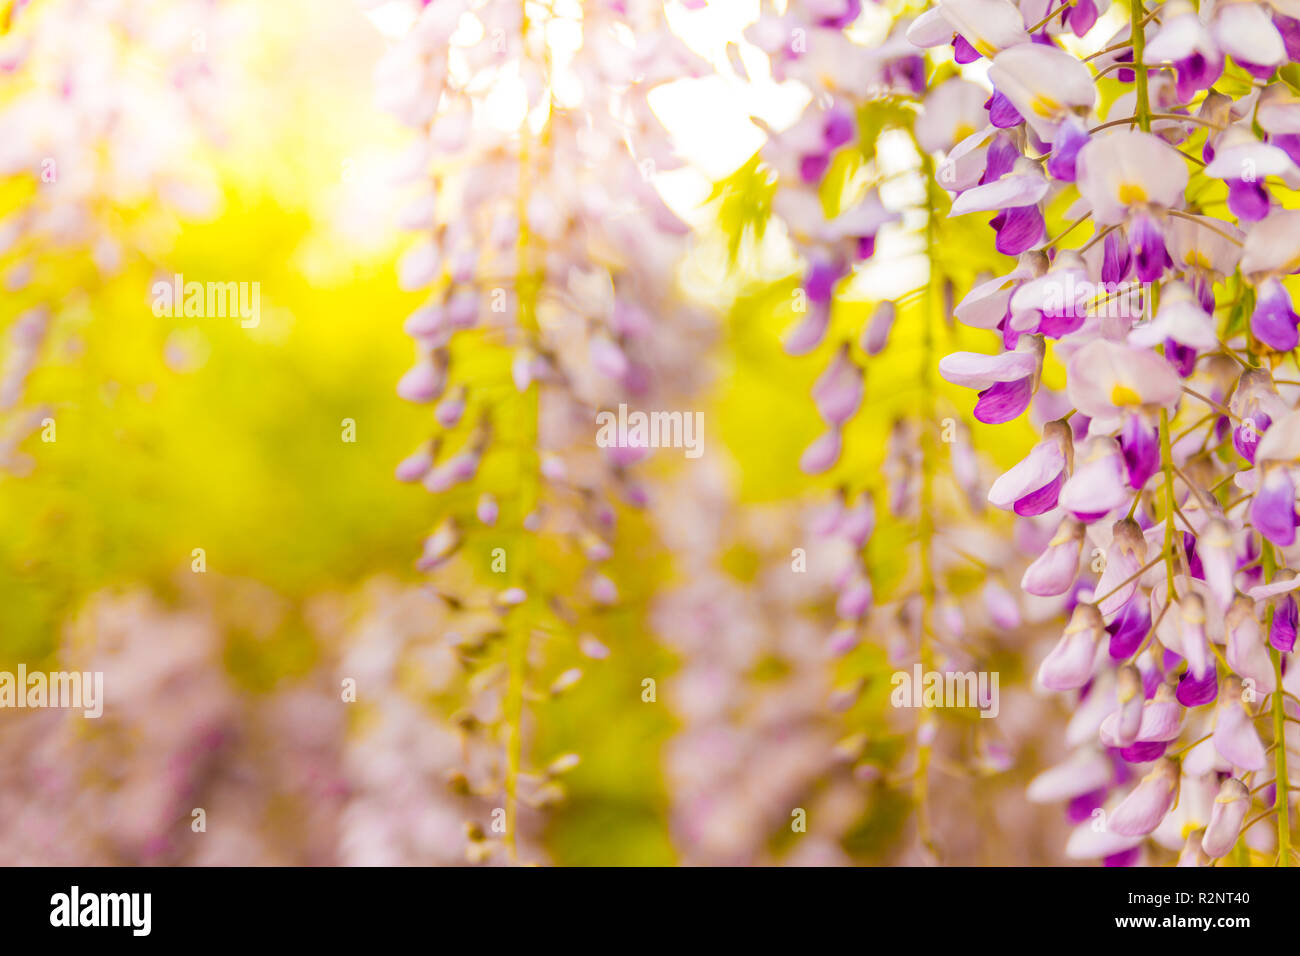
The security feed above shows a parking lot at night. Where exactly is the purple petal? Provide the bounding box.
[986,88,1024,129]
[1107,598,1150,659]
[975,376,1034,424]
[993,204,1045,255]
[1228,178,1272,222]
[823,107,855,150]
[1066,0,1099,35]
[805,259,843,305]
[1118,740,1167,763]
[1271,595,1298,652]
[1251,277,1299,353]
[1016,469,1066,515]
[1274,132,1300,167]
[1278,12,1300,60]
[1165,338,1197,377]
[1119,414,1159,490]
[1047,118,1089,183]
[1103,846,1143,867]
[818,0,861,28]
[989,438,1066,510]
[800,152,830,184]
[1102,229,1132,284]
[1175,52,1222,102]
[1130,214,1172,283]
[1251,466,1297,548]
[952,34,981,64]
[1234,411,1271,463]
[980,134,1020,186]
[1176,662,1219,706]
[1067,787,1109,823]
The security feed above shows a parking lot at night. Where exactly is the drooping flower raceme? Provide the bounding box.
[653,459,863,865]
[0,0,230,473]
[379,0,709,864]
[726,0,1045,862]
[917,0,1300,865]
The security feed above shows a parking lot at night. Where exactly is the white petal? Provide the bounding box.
[906,7,956,48]
[1204,139,1299,182]
[989,440,1066,509]
[936,0,1030,56]
[1145,13,1213,62]
[949,174,1048,216]
[939,349,1038,389]
[1077,130,1189,225]
[1066,339,1183,417]
[988,43,1097,142]
[1214,4,1285,68]
[1241,210,1300,276]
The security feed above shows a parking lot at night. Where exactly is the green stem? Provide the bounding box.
[1262,543,1293,866]
[1159,409,1177,599]
[915,151,939,859]
[503,0,543,864]
[1130,0,1151,133]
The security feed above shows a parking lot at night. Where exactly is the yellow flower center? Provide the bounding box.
[1118,183,1147,204]
[1030,94,1060,118]
[1111,384,1143,406]
[953,122,976,142]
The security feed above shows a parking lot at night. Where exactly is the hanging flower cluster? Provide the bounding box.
[0,0,229,472]
[917,0,1300,865]
[717,0,1047,861]
[0,584,356,865]
[333,579,545,866]
[380,0,710,863]
[652,460,867,865]
[0,578,516,866]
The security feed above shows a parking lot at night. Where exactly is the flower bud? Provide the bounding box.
[1021,517,1084,596]
[1212,677,1266,771]
[1201,777,1250,858]
[1037,603,1103,691]
[1109,758,1179,836]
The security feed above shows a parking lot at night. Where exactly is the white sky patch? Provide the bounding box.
[650,0,808,221]
[355,0,932,295]
[360,0,418,38]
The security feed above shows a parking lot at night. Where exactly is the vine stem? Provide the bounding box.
[1090,112,1222,134]
[1262,542,1293,866]
[503,0,544,863]
[1130,0,1150,135]
[1165,210,1246,247]
[1026,0,1076,33]
[914,149,939,860]
[1159,408,1178,599]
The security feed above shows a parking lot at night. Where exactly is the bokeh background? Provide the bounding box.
[0,0,1076,865]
